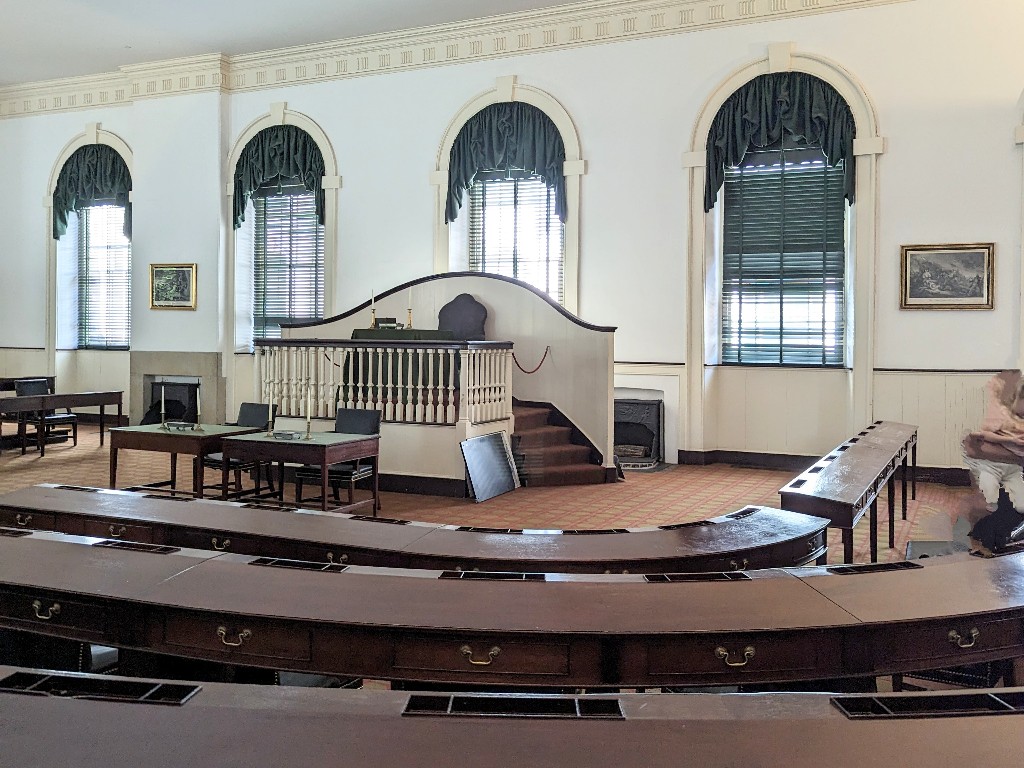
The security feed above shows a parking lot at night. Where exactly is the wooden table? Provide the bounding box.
[2,666,1022,767]
[109,424,262,498]
[0,484,829,573]
[780,421,918,563]
[0,390,122,455]
[2,530,1023,688]
[219,432,380,513]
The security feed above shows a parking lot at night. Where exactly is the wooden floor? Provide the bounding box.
[0,423,972,563]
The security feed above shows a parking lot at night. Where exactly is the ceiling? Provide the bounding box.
[1,0,580,87]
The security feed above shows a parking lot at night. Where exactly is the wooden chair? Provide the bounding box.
[195,403,277,495]
[294,408,381,510]
[15,378,77,455]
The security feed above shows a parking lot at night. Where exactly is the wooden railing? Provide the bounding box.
[254,339,513,426]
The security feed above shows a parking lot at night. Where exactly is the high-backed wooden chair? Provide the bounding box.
[196,403,277,494]
[294,408,382,510]
[15,378,77,455]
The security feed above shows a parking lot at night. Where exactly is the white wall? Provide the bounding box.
[2,0,1024,465]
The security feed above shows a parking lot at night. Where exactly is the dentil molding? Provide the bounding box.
[1,0,912,120]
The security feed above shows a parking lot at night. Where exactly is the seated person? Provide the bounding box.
[962,370,1024,554]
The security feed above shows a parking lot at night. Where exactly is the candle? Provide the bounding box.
[370,289,375,308]
[306,386,312,428]
[161,384,165,414]
[408,288,412,309]
[195,384,201,420]
[267,398,273,431]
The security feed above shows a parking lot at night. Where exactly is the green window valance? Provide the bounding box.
[705,72,856,212]
[446,102,567,224]
[232,125,326,229]
[52,144,132,240]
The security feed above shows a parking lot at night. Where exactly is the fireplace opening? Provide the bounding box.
[614,399,664,470]
[141,376,200,424]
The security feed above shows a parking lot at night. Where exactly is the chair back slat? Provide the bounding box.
[335,407,381,436]
[237,402,277,429]
[14,379,49,397]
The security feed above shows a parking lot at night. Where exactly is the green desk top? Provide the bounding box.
[110,424,259,437]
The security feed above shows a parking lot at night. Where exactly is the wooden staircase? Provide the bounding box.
[511,404,607,487]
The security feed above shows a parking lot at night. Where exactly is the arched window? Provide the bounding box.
[232,125,326,340]
[706,72,856,367]
[444,99,572,306]
[52,144,133,350]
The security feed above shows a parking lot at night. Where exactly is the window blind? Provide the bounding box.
[252,181,324,340]
[468,175,564,304]
[721,141,846,366]
[77,204,131,350]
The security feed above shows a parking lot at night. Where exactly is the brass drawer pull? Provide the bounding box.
[715,645,755,667]
[729,558,749,571]
[216,626,252,647]
[31,600,61,620]
[327,552,348,564]
[460,644,501,666]
[108,525,127,538]
[15,514,32,527]
[211,537,231,551]
[948,628,980,649]
[808,538,820,552]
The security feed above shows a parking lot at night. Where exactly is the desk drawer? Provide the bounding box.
[78,519,155,544]
[166,529,259,555]
[162,610,311,662]
[646,630,839,679]
[868,616,1024,668]
[0,509,55,531]
[393,634,570,677]
[0,589,108,639]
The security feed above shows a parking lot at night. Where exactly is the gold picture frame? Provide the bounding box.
[150,263,197,310]
[899,243,993,310]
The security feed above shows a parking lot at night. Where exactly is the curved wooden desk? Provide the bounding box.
[1,666,1022,768]
[0,484,829,573]
[0,530,1022,688]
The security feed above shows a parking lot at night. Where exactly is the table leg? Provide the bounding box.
[194,453,204,499]
[278,461,285,503]
[912,442,917,499]
[254,461,262,496]
[842,529,853,564]
[901,456,908,520]
[99,405,105,446]
[170,453,177,489]
[869,498,878,563]
[221,457,230,500]
[887,475,896,549]
[109,446,118,489]
[372,457,379,516]
[321,458,329,512]
[37,414,46,457]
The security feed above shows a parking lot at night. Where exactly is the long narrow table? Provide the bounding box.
[109,424,262,498]
[2,666,1022,767]
[1,529,1022,688]
[0,390,122,455]
[219,432,380,513]
[780,421,918,563]
[0,484,830,573]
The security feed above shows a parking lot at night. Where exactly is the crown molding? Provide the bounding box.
[0,0,912,120]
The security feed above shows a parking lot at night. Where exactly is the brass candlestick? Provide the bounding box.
[407,308,413,328]
[369,307,377,328]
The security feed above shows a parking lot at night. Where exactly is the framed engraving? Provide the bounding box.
[900,244,993,310]
[150,263,197,310]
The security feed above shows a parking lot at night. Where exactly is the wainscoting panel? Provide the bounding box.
[873,371,991,469]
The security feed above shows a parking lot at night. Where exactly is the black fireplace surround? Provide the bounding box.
[614,399,664,468]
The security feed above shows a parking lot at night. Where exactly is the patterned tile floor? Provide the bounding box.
[0,423,973,564]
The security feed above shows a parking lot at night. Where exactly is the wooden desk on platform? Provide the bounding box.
[2,666,1022,768]
[0,390,122,455]
[1,529,1023,688]
[109,424,261,498]
[0,485,829,573]
[780,421,918,564]
[220,432,380,513]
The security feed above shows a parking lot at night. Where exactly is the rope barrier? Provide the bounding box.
[512,346,551,374]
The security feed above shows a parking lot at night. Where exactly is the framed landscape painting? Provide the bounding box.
[150,263,197,310]
[900,243,993,310]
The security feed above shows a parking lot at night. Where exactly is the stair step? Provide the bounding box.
[516,443,592,467]
[514,425,573,448]
[512,406,551,432]
[521,463,607,487]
